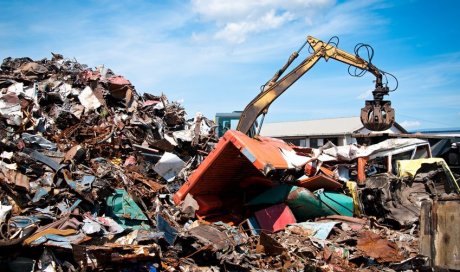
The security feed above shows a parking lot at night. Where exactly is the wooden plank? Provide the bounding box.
[434,199,460,270]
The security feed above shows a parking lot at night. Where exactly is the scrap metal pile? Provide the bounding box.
[0,54,217,271]
[172,130,459,271]
[0,55,458,271]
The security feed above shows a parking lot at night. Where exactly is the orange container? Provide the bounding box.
[173,130,294,209]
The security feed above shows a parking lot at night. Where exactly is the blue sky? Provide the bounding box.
[1,0,459,130]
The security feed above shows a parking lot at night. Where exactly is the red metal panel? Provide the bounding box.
[173,130,293,205]
[254,203,296,233]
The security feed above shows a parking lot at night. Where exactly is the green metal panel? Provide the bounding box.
[247,184,293,205]
[287,187,353,221]
[247,185,353,221]
[106,189,151,230]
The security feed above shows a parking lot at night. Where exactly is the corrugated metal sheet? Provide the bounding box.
[260,116,404,138]
[260,117,364,137]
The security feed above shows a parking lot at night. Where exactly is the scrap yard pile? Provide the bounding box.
[0,54,459,271]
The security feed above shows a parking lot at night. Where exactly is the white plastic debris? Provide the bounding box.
[0,93,23,126]
[54,82,73,100]
[279,148,311,169]
[7,82,37,101]
[0,203,12,224]
[0,161,17,170]
[82,218,102,235]
[173,130,193,142]
[153,152,185,182]
[7,82,24,95]
[0,151,14,159]
[78,86,101,110]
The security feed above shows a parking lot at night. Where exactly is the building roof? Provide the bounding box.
[260,116,406,137]
[409,127,460,136]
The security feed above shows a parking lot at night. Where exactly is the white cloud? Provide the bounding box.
[190,0,390,45]
[214,9,294,43]
[192,0,334,43]
[399,120,421,128]
[192,0,333,22]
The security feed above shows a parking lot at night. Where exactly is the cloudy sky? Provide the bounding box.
[1,0,459,130]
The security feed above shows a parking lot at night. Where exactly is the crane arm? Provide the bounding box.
[236,36,394,135]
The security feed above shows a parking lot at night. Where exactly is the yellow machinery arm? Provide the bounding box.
[236,36,395,135]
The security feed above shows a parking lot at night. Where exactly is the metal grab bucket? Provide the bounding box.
[360,100,395,131]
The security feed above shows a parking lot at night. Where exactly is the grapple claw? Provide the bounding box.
[360,100,395,131]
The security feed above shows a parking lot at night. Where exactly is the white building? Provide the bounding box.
[260,116,407,147]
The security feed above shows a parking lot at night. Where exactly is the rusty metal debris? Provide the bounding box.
[0,54,459,271]
[356,230,404,263]
[0,54,218,271]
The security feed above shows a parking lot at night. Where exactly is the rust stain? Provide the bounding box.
[356,231,404,263]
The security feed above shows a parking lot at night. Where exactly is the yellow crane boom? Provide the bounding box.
[236,36,395,135]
